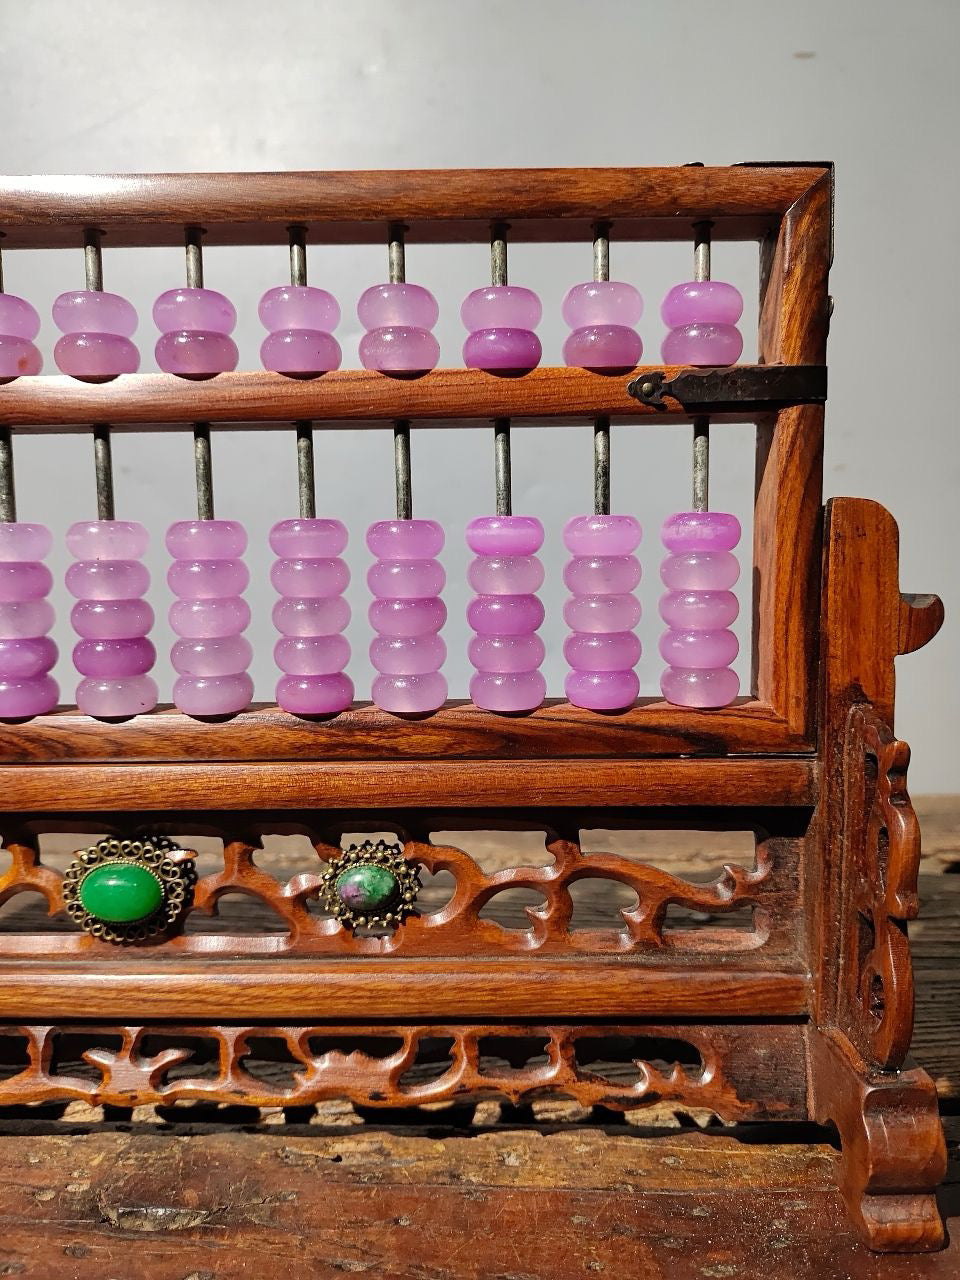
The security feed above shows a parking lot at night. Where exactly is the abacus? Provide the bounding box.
[0,166,946,1252]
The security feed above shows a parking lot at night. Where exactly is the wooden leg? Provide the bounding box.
[808,1026,946,1251]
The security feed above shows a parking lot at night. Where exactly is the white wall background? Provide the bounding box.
[0,0,956,790]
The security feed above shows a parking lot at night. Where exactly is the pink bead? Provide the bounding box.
[271,557,349,598]
[565,669,640,711]
[367,558,445,599]
[0,675,58,718]
[659,628,739,669]
[659,590,739,630]
[661,323,743,367]
[467,555,544,594]
[564,555,641,594]
[359,327,440,373]
[0,294,41,340]
[0,523,52,561]
[370,596,446,637]
[564,631,641,672]
[461,286,542,331]
[275,634,351,676]
[660,666,740,709]
[563,593,641,633]
[661,281,743,328]
[468,633,545,673]
[66,560,148,601]
[563,326,643,369]
[466,516,543,556]
[173,673,254,717]
[155,330,239,377]
[74,638,155,678]
[270,519,347,558]
[470,670,546,713]
[371,672,447,714]
[52,291,138,337]
[54,332,139,378]
[468,594,544,637]
[0,336,42,378]
[76,675,158,718]
[171,596,251,639]
[463,328,541,371]
[259,286,340,333]
[661,511,741,553]
[172,635,254,677]
[166,520,247,559]
[0,600,55,639]
[0,636,58,679]
[72,598,153,640]
[563,515,641,556]
[562,281,643,329]
[261,330,341,375]
[366,520,444,559]
[153,288,237,334]
[370,634,447,676]
[359,283,438,330]
[272,596,349,637]
[66,520,148,560]
[277,673,354,715]
[660,550,740,591]
[0,561,53,602]
[167,558,249,599]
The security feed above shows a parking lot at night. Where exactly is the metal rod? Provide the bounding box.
[692,219,713,511]
[185,226,204,289]
[85,229,117,520]
[84,228,104,292]
[693,219,713,284]
[185,227,214,517]
[490,222,508,287]
[0,239,5,295]
[490,222,513,514]
[593,221,610,284]
[0,429,16,523]
[288,224,307,288]
[388,221,406,286]
[593,222,612,514]
[288,227,317,518]
[388,223,412,518]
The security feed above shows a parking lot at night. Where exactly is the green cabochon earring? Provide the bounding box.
[63,836,196,944]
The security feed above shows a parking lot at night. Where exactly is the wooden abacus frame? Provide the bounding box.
[0,165,947,1252]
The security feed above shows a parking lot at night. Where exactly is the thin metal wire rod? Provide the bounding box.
[83,228,104,292]
[491,222,513,514]
[593,222,612,515]
[0,238,5,295]
[288,226,317,518]
[389,223,412,518]
[0,429,16,524]
[84,229,117,520]
[185,226,214,518]
[288,224,307,288]
[185,225,204,289]
[692,219,713,512]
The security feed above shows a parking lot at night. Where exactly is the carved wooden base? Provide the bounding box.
[809,1026,946,1251]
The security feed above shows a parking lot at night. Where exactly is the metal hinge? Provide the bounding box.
[626,365,827,412]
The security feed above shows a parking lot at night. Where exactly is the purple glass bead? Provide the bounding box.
[466,516,543,557]
[259,285,340,333]
[275,634,351,676]
[166,520,247,559]
[659,590,739,631]
[468,633,545,674]
[659,628,739,669]
[0,336,42,378]
[370,596,446,638]
[0,523,52,561]
[661,511,741,553]
[66,560,148,601]
[0,636,58,679]
[172,635,254,677]
[172,673,254,717]
[54,333,139,379]
[370,634,447,676]
[367,558,445,599]
[76,675,157,718]
[359,283,438,330]
[660,550,740,591]
[463,328,542,371]
[67,520,148,561]
[0,675,58,718]
[371,672,447,714]
[563,515,641,557]
[271,557,349,598]
[661,281,743,328]
[0,600,55,639]
[467,555,544,595]
[277,672,354,715]
[167,558,249,599]
[565,669,640,711]
[155,330,239,377]
[660,666,740,709]
[368,517,445,710]
[359,327,440,373]
[270,519,347,558]
[563,325,642,369]
[261,329,342,375]
[468,594,544,637]
[74,637,155,678]
[461,286,542,332]
[564,556,642,594]
[563,593,641,633]
[562,281,643,329]
[367,519,444,559]
[171,596,251,639]
[661,323,743,367]
[0,294,41,340]
[470,670,546,713]
[272,595,349,637]
[52,291,138,337]
[72,598,153,640]
[153,288,236,334]
[0,561,54,602]
[563,631,641,672]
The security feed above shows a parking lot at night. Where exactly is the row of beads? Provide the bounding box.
[0,279,744,379]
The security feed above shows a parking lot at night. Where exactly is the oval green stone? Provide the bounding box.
[78,862,164,924]
[335,864,400,914]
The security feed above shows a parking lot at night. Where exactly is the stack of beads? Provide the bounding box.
[52,291,139,379]
[358,283,440,373]
[561,282,643,369]
[167,520,253,715]
[562,516,642,710]
[0,293,42,379]
[66,520,157,716]
[660,280,743,366]
[0,523,58,717]
[461,286,542,371]
[367,519,446,713]
[466,516,546,712]
[259,285,342,376]
[154,287,238,378]
[659,512,741,708]
[270,518,353,714]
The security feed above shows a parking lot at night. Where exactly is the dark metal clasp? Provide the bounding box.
[626,365,828,412]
